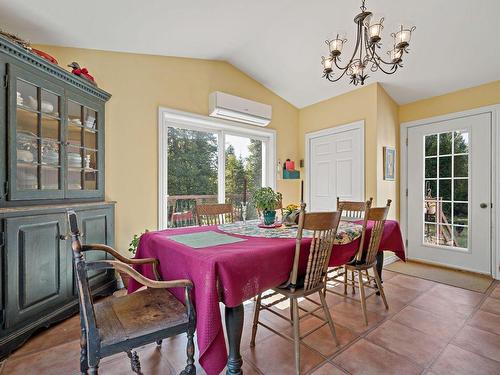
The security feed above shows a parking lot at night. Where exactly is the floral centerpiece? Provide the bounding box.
[252,187,282,225]
[282,203,301,226]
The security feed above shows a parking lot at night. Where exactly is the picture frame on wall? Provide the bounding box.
[383,146,396,180]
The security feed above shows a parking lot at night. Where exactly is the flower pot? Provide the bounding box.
[263,210,277,225]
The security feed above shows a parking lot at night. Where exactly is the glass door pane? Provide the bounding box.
[67,100,99,191]
[423,130,469,249]
[15,78,62,191]
[224,135,263,220]
[166,126,219,227]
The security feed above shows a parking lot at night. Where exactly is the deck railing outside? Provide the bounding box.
[167,194,259,228]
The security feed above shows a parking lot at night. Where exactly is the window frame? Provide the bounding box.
[158,107,276,229]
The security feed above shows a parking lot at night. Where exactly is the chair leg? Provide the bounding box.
[343,267,348,295]
[79,327,88,375]
[127,350,142,375]
[250,294,262,347]
[89,366,98,375]
[318,291,339,346]
[373,265,389,309]
[358,270,368,325]
[292,298,301,375]
[365,270,371,285]
[351,270,356,294]
[181,327,196,375]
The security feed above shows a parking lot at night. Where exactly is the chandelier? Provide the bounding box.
[321,0,415,86]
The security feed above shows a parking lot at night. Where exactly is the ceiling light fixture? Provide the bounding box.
[321,0,415,86]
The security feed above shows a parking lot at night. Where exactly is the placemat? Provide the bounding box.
[168,231,246,248]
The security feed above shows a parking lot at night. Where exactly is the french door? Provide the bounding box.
[407,112,492,274]
[160,109,275,229]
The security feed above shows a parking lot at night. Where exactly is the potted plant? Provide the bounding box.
[282,203,301,226]
[120,229,149,288]
[253,187,283,225]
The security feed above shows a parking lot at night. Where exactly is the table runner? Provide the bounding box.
[218,219,362,244]
[128,220,405,375]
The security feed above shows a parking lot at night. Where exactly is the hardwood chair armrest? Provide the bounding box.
[82,243,161,280]
[93,260,192,289]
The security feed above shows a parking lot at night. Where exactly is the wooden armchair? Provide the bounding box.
[195,203,235,225]
[67,211,196,375]
[250,205,341,374]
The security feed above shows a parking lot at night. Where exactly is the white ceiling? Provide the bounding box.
[1,0,499,108]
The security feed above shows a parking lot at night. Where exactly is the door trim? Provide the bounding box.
[305,120,365,208]
[400,105,500,279]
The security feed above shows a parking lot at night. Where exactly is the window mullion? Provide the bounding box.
[218,130,225,204]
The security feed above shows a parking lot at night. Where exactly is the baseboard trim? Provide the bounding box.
[383,253,399,267]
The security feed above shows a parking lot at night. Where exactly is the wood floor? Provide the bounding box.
[2,270,500,374]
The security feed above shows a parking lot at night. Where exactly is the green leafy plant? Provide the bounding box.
[252,187,282,212]
[128,229,149,255]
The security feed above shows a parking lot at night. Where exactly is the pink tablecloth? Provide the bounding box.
[128,220,405,375]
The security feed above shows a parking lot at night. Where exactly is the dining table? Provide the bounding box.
[128,219,405,375]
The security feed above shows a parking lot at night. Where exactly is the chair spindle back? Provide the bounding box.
[336,197,373,220]
[196,203,235,226]
[364,200,391,265]
[289,208,341,292]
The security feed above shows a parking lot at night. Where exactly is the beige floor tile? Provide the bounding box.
[452,325,500,363]
[430,344,500,375]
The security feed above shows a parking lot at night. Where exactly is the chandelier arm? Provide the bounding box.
[333,21,363,71]
[363,33,399,75]
[326,68,350,82]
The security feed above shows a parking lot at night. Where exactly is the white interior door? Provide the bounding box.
[308,124,364,212]
[407,113,492,274]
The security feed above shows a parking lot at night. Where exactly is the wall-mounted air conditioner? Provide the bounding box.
[209,91,272,127]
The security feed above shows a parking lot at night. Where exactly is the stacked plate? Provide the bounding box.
[68,152,82,168]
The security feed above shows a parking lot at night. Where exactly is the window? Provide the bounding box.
[423,130,469,248]
[159,108,276,229]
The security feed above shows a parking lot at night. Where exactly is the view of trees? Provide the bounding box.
[167,127,263,221]
[424,131,469,247]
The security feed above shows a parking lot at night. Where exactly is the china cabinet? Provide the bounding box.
[0,35,115,358]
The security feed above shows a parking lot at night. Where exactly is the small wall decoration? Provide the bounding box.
[383,146,396,180]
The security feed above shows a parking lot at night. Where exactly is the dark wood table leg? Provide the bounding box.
[225,304,244,375]
[376,251,384,281]
[375,251,384,295]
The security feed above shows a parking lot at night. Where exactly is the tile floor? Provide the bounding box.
[2,271,500,375]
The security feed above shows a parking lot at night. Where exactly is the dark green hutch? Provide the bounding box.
[0,35,116,358]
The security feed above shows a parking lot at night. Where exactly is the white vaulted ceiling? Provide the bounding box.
[0,0,499,108]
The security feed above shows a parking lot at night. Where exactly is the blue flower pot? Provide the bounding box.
[263,210,276,225]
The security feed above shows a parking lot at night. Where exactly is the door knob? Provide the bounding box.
[480,203,488,209]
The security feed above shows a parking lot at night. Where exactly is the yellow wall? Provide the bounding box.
[36,45,300,251]
[298,83,399,218]
[399,80,500,123]
[299,83,379,201]
[376,84,399,219]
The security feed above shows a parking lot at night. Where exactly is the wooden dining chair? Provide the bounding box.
[67,211,196,375]
[195,203,235,225]
[326,198,373,294]
[250,206,341,375]
[329,201,391,325]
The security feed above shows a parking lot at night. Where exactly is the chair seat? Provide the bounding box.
[94,288,188,347]
[345,260,377,270]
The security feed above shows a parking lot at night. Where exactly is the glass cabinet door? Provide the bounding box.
[65,92,104,198]
[8,66,64,200]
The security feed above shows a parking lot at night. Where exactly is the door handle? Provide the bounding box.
[480,203,488,209]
